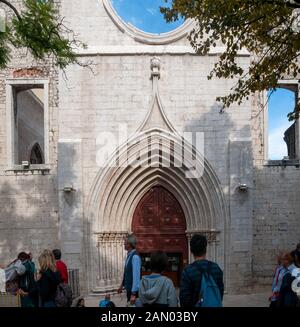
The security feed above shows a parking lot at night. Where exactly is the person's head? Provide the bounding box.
[282,252,294,268]
[17,252,29,262]
[124,234,137,252]
[53,249,62,261]
[38,250,57,273]
[77,298,85,307]
[105,294,111,301]
[28,252,33,261]
[296,243,300,251]
[190,234,207,258]
[150,251,169,274]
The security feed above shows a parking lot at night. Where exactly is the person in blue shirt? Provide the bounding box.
[117,234,141,306]
[99,294,115,308]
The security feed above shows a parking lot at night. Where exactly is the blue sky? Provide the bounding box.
[111,0,184,33]
[268,89,295,160]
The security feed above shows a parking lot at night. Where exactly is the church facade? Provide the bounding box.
[0,0,299,295]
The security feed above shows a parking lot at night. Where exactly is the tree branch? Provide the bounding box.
[0,0,22,21]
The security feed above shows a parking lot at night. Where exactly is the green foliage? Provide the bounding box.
[161,0,300,119]
[0,0,85,69]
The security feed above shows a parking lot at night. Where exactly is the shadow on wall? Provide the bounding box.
[183,101,253,195]
[0,176,59,266]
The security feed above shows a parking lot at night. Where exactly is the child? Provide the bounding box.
[76,298,85,307]
[138,251,178,307]
[99,294,116,308]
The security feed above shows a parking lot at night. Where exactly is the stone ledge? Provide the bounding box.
[4,165,51,175]
[263,159,300,168]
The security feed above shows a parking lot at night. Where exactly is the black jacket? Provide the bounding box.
[30,269,61,305]
[179,259,224,307]
[278,271,298,307]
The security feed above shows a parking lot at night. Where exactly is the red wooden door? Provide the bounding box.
[132,186,188,286]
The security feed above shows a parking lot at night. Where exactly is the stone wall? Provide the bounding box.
[252,166,300,287]
[0,1,60,266]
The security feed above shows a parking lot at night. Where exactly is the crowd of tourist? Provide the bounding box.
[0,249,73,307]
[1,237,299,308]
[114,233,224,307]
[108,234,299,307]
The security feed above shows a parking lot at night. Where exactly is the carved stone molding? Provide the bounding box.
[95,232,127,244]
[186,230,220,243]
[150,57,161,80]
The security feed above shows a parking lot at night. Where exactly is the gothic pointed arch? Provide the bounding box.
[85,129,229,292]
[29,142,44,164]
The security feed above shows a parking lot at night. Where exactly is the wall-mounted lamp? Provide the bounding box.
[238,183,249,192]
[63,185,76,193]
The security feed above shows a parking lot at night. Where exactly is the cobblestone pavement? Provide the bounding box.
[85,290,270,307]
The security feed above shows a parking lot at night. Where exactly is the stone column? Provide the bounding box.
[95,232,127,292]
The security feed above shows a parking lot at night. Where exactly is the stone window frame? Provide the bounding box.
[103,0,195,45]
[5,78,50,170]
[264,79,300,166]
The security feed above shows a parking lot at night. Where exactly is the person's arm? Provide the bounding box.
[131,255,141,295]
[179,269,194,307]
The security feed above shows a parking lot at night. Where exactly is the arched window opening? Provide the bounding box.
[11,84,45,165]
[268,86,298,160]
[30,143,44,165]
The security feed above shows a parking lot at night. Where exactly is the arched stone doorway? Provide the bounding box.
[86,130,228,293]
[132,186,188,286]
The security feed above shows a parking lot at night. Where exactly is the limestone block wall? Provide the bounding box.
[252,166,300,287]
[0,1,60,266]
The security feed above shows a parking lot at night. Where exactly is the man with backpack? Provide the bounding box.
[180,234,224,307]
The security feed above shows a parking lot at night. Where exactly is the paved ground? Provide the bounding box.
[85,290,270,307]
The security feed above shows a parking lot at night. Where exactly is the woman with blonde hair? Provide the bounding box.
[28,250,61,307]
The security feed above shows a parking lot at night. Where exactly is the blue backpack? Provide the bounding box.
[195,262,222,307]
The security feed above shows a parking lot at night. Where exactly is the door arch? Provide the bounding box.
[132,186,188,286]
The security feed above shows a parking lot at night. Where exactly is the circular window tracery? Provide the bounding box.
[103,0,194,45]
[111,0,184,34]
